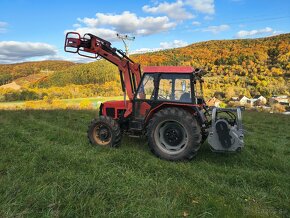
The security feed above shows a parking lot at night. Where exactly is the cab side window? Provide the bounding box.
[136,74,156,100]
[157,74,191,103]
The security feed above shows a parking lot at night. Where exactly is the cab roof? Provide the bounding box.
[143,66,194,74]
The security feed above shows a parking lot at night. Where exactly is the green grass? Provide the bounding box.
[60,96,124,108]
[0,110,289,217]
[60,96,124,104]
[0,101,24,107]
[0,96,124,109]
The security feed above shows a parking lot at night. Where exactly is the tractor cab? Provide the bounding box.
[138,66,204,103]
[133,66,207,122]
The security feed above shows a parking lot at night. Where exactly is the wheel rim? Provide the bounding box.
[154,120,188,155]
[93,123,112,146]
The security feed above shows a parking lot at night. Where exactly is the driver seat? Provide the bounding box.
[180,92,191,102]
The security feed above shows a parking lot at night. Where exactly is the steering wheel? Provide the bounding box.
[158,95,167,100]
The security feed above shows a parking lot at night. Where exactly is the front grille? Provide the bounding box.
[106,108,115,117]
[117,109,125,118]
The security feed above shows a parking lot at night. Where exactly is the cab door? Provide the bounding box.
[133,73,157,120]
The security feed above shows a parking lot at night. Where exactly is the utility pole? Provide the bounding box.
[116,33,135,56]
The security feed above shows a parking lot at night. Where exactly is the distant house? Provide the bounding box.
[252,95,267,105]
[245,95,267,106]
[269,95,289,106]
[238,95,249,105]
[231,96,239,101]
[246,99,256,106]
[206,97,222,107]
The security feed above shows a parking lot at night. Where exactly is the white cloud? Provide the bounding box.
[271,30,283,36]
[0,21,7,27]
[235,27,278,38]
[41,54,95,63]
[132,39,188,54]
[204,15,214,20]
[160,39,188,49]
[66,27,118,41]
[0,21,8,33]
[185,0,215,14]
[203,24,230,34]
[132,47,161,54]
[69,11,176,41]
[192,21,201,26]
[0,41,57,64]
[142,0,215,19]
[72,23,81,28]
[142,1,194,20]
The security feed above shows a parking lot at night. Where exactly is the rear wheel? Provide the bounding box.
[147,107,202,161]
[87,116,122,147]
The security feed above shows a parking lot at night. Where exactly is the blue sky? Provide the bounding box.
[0,0,289,63]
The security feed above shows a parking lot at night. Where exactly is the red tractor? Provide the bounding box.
[65,32,244,161]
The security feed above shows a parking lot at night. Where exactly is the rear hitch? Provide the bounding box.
[208,107,244,152]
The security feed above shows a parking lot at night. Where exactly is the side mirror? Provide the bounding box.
[194,68,207,77]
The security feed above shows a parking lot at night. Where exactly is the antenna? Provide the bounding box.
[116,33,135,56]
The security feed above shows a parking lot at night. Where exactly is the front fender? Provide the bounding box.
[98,103,103,117]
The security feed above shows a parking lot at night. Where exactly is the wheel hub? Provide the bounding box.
[157,121,187,153]
[164,125,183,146]
[93,123,112,145]
[99,127,110,141]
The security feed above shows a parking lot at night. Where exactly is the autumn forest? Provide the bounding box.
[0,33,289,102]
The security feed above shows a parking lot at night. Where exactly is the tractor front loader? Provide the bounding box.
[64,32,244,161]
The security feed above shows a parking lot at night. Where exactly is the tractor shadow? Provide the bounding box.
[121,135,245,167]
[197,141,244,164]
[121,135,149,152]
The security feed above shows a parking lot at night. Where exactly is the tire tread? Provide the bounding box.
[87,116,122,148]
[146,107,201,161]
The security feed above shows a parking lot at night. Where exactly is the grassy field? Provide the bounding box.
[0,96,124,109]
[0,110,289,217]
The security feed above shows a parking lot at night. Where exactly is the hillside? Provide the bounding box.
[36,60,119,88]
[133,34,290,97]
[41,33,290,97]
[133,33,290,71]
[0,110,289,217]
[0,34,289,101]
[0,60,77,85]
[2,72,54,90]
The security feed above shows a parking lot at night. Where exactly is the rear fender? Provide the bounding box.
[145,103,207,126]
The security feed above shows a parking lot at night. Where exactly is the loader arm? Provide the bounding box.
[64,32,141,100]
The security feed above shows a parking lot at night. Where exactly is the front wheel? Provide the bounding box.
[87,116,122,147]
[147,107,202,161]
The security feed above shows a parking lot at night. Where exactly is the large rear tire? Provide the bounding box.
[87,116,122,147]
[147,107,202,161]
